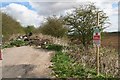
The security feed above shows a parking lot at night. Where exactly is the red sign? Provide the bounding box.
[93,28,101,46]
[93,33,100,40]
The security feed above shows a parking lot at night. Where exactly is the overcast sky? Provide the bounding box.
[0,0,119,32]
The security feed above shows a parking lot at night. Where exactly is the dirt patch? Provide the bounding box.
[2,46,54,78]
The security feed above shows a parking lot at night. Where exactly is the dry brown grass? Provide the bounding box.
[101,32,119,50]
[66,45,118,77]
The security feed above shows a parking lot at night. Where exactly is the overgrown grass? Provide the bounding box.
[50,51,111,78]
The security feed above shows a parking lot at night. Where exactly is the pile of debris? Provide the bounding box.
[15,33,51,48]
[9,33,68,48]
[29,37,51,48]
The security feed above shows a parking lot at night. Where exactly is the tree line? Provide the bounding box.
[2,3,109,47]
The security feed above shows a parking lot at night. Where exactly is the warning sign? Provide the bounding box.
[93,33,100,40]
[93,27,101,46]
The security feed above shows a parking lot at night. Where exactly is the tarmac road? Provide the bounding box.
[2,46,54,78]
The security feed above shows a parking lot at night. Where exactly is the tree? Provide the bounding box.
[64,3,109,47]
[2,13,25,42]
[23,25,35,34]
[40,16,67,38]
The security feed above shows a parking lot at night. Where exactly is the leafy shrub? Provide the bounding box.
[66,45,118,77]
[45,44,63,51]
[40,16,67,38]
[2,13,25,42]
[10,40,27,47]
[2,43,13,48]
[2,39,28,48]
[50,51,109,78]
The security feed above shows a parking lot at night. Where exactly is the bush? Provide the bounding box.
[66,45,118,77]
[2,39,28,48]
[2,43,13,48]
[10,40,27,47]
[40,16,67,38]
[50,51,110,78]
[45,44,63,51]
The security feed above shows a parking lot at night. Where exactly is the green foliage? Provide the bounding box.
[10,40,27,47]
[64,3,109,47]
[23,25,36,34]
[2,39,28,48]
[45,44,63,51]
[51,51,112,78]
[2,13,25,42]
[40,16,67,38]
[2,43,13,48]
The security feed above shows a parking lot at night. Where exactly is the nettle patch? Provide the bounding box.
[50,51,113,78]
[65,45,118,77]
[49,42,118,78]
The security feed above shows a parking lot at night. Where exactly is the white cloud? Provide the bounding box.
[76,0,119,3]
[1,3,44,27]
[29,1,119,32]
[29,1,118,17]
[1,0,119,32]
[29,2,82,16]
[96,2,118,16]
[104,15,118,32]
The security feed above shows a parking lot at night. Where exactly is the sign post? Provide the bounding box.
[0,50,2,60]
[93,27,101,76]
[93,12,101,76]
